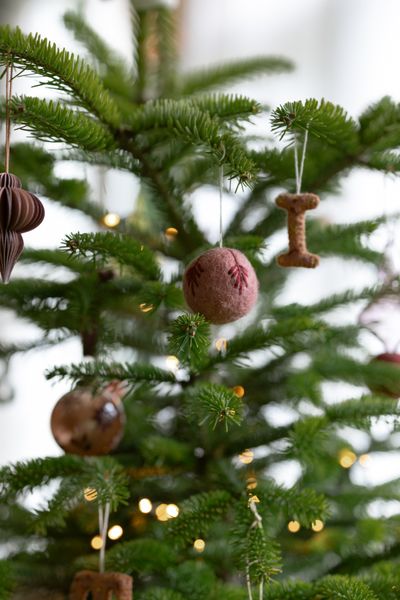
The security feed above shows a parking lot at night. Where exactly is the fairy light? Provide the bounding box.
[312,520,324,532]
[359,453,371,467]
[166,355,179,371]
[83,487,97,502]
[193,539,206,553]
[108,525,123,540]
[155,503,169,522]
[246,476,257,490]
[239,449,254,465]
[232,385,245,398]
[339,449,357,469]
[102,212,121,228]
[166,504,180,518]
[165,227,178,239]
[288,520,301,533]
[139,303,154,313]
[91,535,103,550]
[215,338,227,352]
[138,498,153,514]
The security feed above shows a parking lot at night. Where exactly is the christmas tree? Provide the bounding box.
[1,3,400,599]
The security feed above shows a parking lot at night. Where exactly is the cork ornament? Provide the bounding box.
[69,570,133,600]
[276,127,320,269]
[183,161,259,324]
[0,63,45,282]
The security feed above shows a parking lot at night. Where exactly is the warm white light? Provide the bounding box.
[165,227,178,238]
[155,503,169,521]
[138,498,153,514]
[359,453,371,467]
[339,449,357,469]
[215,338,227,352]
[239,449,254,465]
[246,477,257,490]
[193,538,206,552]
[166,355,179,371]
[233,386,245,398]
[166,504,179,518]
[139,302,154,313]
[312,520,324,532]
[108,525,123,540]
[83,487,97,502]
[288,520,301,533]
[91,535,103,550]
[102,212,121,227]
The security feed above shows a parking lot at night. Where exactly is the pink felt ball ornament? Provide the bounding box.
[183,247,259,324]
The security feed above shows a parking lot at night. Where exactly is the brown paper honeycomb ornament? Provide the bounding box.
[69,570,133,600]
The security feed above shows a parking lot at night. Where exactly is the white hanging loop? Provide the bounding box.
[294,126,309,194]
[218,143,226,248]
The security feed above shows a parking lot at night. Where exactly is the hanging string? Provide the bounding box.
[219,163,224,248]
[98,500,111,573]
[4,62,13,174]
[294,126,309,194]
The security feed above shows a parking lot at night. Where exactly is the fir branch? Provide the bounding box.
[155,7,177,96]
[191,93,261,122]
[179,56,293,95]
[0,561,14,600]
[20,248,89,273]
[0,26,120,125]
[125,99,257,185]
[137,590,185,600]
[359,96,400,152]
[168,490,231,546]
[45,360,176,385]
[271,98,358,152]
[10,96,115,151]
[168,313,210,369]
[106,539,178,574]
[61,232,161,280]
[316,575,378,600]
[63,10,134,101]
[186,384,244,431]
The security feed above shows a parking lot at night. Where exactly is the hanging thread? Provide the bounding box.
[4,62,13,174]
[294,126,309,194]
[98,500,111,573]
[219,163,224,248]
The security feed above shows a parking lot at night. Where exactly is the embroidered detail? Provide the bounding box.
[186,259,204,296]
[227,250,248,295]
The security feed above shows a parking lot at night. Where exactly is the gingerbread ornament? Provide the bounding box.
[183,247,258,324]
[69,570,133,600]
[276,192,320,268]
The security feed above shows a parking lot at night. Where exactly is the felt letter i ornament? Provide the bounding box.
[0,62,44,282]
[276,127,320,268]
[183,158,259,324]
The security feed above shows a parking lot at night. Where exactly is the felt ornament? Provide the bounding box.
[183,247,258,324]
[275,192,319,268]
[69,570,132,600]
[369,352,400,398]
[50,382,125,456]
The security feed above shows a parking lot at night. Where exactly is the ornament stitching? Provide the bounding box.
[227,249,248,295]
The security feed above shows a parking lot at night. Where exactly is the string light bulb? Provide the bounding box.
[193,539,206,553]
[83,487,97,502]
[339,449,357,469]
[91,535,103,550]
[166,504,179,518]
[239,449,254,465]
[108,525,123,540]
[139,302,154,313]
[138,498,152,514]
[165,227,178,239]
[102,212,121,228]
[166,355,179,371]
[359,453,371,467]
[232,385,245,398]
[215,338,227,352]
[312,520,324,532]
[288,520,301,533]
[155,503,169,522]
[246,476,257,490]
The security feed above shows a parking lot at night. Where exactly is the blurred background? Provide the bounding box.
[1,0,400,498]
